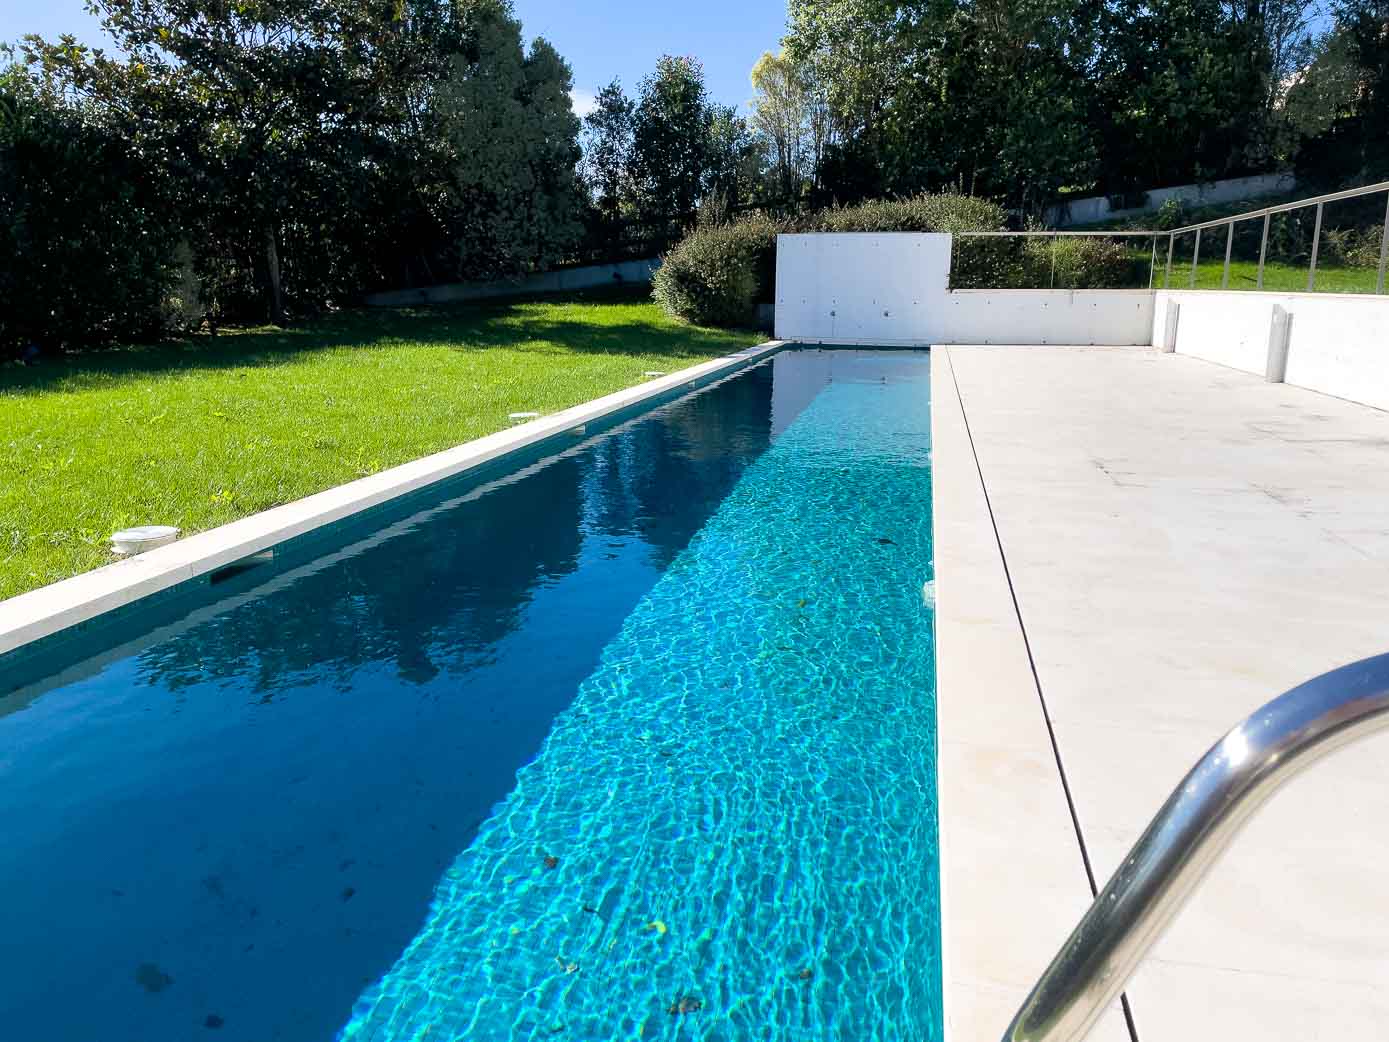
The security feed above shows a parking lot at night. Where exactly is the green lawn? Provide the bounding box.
[1158,258,1382,293]
[0,291,760,601]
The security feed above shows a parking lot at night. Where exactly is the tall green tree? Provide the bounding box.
[25,0,400,323]
[750,49,808,199]
[580,79,636,224]
[0,62,188,353]
[436,7,583,277]
[23,0,584,321]
[785,0,1100,210]
[702,103,763,209]
[631,56,711,221]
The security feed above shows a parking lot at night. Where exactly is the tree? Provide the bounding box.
[1283,26,1362,141]
[580,79,636,224]
[703,104,763,209]
[750,49,808,199]
[0,62,187,353]
[785,0,1297,210]
[631,56,711,221]
[25,0,405,323]
[436,7,583,277]
[1296,0,1389,185]
[21,0,588,320]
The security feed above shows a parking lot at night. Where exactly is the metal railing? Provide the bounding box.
[1160,180,1389,293]
[952,181,1389,294]
[1002,652,1389,1042]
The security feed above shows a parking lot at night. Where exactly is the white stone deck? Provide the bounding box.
[933,344,1389,1041]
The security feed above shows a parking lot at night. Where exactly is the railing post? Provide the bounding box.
[1258,214,1270,289]
[1148,236,1158,291]
[1378,192,1389,295]
[1164,234,1174,288]
[1190,228,1201,288]
[1050,233,1057,290]
[1307,201,1324,292]
[1222,220,1234,289]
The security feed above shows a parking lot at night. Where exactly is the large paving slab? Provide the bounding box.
[932,348,1130,1042]
[940,344,1389,1041]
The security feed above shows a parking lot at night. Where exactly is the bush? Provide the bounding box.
[805,193,1008,235]
[653,193,1007,325]
[1028,236,1143,288]
[0,74,187,357]
[953,235,1147,289]
[651,215,779,326]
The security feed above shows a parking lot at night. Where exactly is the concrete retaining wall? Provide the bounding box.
[365,258,659,307]
[1046,173,1295,228]
[774,233,1154,346]
[1154,289,1389,411]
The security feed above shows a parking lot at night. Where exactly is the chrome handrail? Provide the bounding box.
[1002,652,1389,1042]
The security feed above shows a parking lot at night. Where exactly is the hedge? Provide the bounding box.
[652,193,1008,326]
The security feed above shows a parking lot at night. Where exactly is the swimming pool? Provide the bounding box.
[0,348,939,1041]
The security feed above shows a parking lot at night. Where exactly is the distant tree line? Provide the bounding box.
[3,0,585,350]
[4,0,1389,355]
[576,57,764,264]
[758,0,1389,211]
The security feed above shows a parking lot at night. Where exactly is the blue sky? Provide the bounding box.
[0,0,791,114]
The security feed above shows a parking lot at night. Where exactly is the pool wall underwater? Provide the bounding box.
[0,341,785,659]
[0,347,941,1042]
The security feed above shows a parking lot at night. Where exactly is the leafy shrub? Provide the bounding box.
[1154,198,1189,231]
[1322,226,1382,268]
[651,215,779,326]
[805,193,1007,235]
[953,235,1147,289]
[0,74,186,356]
[1030,236,1144,288]
[653,193,1007,325]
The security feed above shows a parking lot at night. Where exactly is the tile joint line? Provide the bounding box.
[944,345,1141,1042]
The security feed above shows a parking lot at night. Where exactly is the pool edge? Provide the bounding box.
[929,344,1131,1042]
[0,341,787,657]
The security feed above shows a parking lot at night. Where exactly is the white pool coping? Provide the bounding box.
[932,346,1132,1042]
[0,340,786,657]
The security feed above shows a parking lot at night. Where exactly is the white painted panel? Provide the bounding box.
[776,233,950,343]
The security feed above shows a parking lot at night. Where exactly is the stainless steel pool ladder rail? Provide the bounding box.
[1001,652,1389,1042]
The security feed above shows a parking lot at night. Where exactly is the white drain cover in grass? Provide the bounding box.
[111,526,180,556]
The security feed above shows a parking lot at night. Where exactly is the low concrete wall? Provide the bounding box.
[938,290,1154,346]
[365,258,659,307]
[1047,173,1295,228]
[774,233,1154,345]
[1154,290,1389,411]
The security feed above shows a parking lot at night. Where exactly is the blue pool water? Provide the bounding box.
[0,349,938,1041]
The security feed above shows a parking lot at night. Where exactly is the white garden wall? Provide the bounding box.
[774,233,1154,346]
[1155,290,1389,412]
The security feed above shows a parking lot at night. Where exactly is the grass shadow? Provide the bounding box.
[1,287,760,396]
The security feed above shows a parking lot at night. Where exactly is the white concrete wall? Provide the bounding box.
[775,233,952,344]
[939,290,1154,346]
[775,233,1155,346]
[365,258,659,307]
[1155,290,1389,411]
[1046,173,1295,227]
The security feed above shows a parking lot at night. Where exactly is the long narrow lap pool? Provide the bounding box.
[0,348,939,1041]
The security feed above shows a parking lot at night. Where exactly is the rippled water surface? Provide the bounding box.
[0,350,938,1041]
